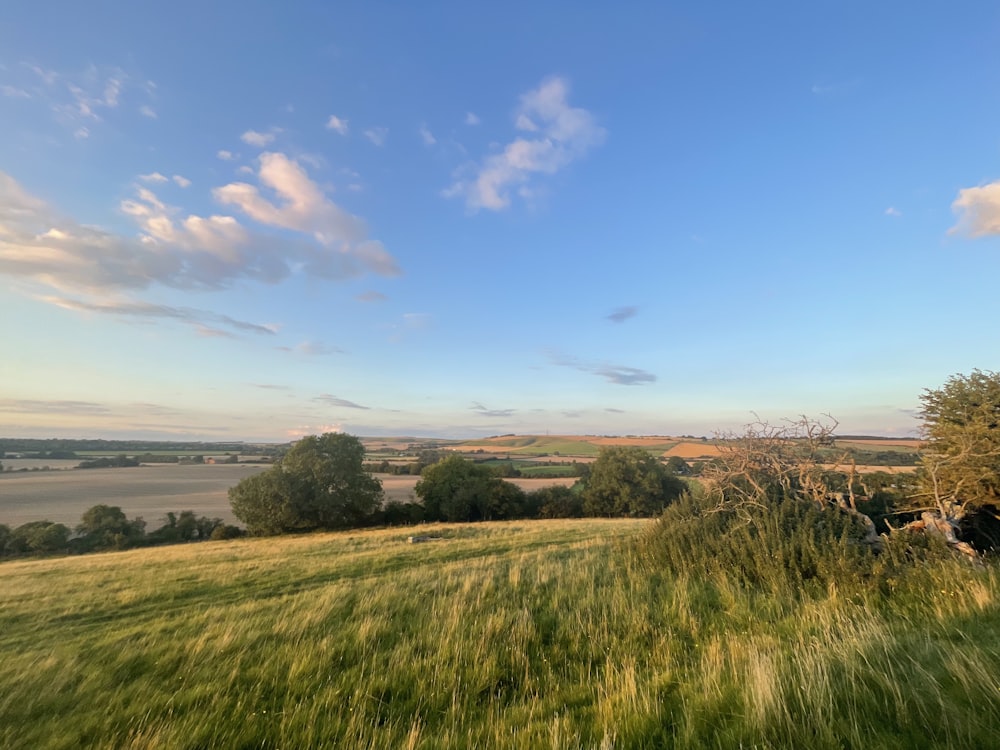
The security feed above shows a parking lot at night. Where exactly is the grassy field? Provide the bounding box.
[1,520,998,748]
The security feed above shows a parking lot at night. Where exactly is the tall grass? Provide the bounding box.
[1,519,998,748]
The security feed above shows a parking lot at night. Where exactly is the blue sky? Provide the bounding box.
[2,1,999,441]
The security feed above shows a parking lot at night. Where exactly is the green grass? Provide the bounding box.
[517,464,580,477]
[2,520,999,748]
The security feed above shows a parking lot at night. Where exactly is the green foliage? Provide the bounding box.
[415,455,526,521]
[77,455,140,469]
[75,504,146,551]
[5,521,70,555]
[229,433,383,535]
[531,485,584,518]
[641,491,892,595]
[919,369,1000,508]
[582,446,686,516]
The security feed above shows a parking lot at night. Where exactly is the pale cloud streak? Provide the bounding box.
[471,402,516,418]
[42,295,278,336]
[448,76,606,211]
[950,180,1000,238]
[364,127,388,146]
[11,62,156,136]
[465,112,480,125]
[314,394,370,410]
[547,350,657,386]
[241,129,276,147]
[419,124,437,146]
[607,305,638,324]
[326,115,349,135]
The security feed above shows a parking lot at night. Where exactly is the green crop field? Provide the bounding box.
[2,519,998,748]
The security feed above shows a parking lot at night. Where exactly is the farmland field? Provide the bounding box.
[0,467,576,528]
[0,464,269,527]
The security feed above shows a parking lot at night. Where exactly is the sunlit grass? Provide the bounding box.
[1,519,998,748]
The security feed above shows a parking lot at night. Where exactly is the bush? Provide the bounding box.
[640,491,886,596]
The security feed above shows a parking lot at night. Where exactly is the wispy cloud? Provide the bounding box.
[419,124,436,146]
[12,62,156,136]
[471,401,516,418]
[447,76,605,211]
[139,105,157,119]
[884,206,902,218]
[241,129,276,147]
[314,394,370,410]
[0,398,110,415]
[593,365,656,386]
[606,305,638,324]
[950,180,1000,237]
[172,175,191,188]
[548,350,657,386]
[326,115,349,135]
[605,408,625,413]
[42,295,278,336]
[217,150,235,161]
[277,340,344,356]
[465,112,480,126]
[1,85,31,99]
[364,127,388,146]
[356,290,387,302]
[139,172,168,184]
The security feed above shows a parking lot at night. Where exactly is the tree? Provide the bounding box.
[415,455,525,522]
[912,370,1000,553]
[532,485,584,518]
[76,504,146,551]
[6,521,70,554]
[229,432,383,535]
[582,446,686,517]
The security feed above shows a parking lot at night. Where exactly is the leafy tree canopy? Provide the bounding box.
[229,433,383,535]
[582,446,686,517]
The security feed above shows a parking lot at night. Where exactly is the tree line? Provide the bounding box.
[228,433,689,535]
[0,506,243,558]
[228,370,1000,564]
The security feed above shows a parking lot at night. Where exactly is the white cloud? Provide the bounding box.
[0,164,400,296]
[951,181,1000,238]
[241,129,275,147]
[326,115,349,135]
[139,172,169,184]
[364,127,388,146]
[447,76,605,211]
[419,124,436,146]
[884,206,901,218]
[217,150,235,161]
[465,112,480,125]
[214,152,400,275]
[237,165,254,175]
[16,62,156,137]
[172,175,192,188]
